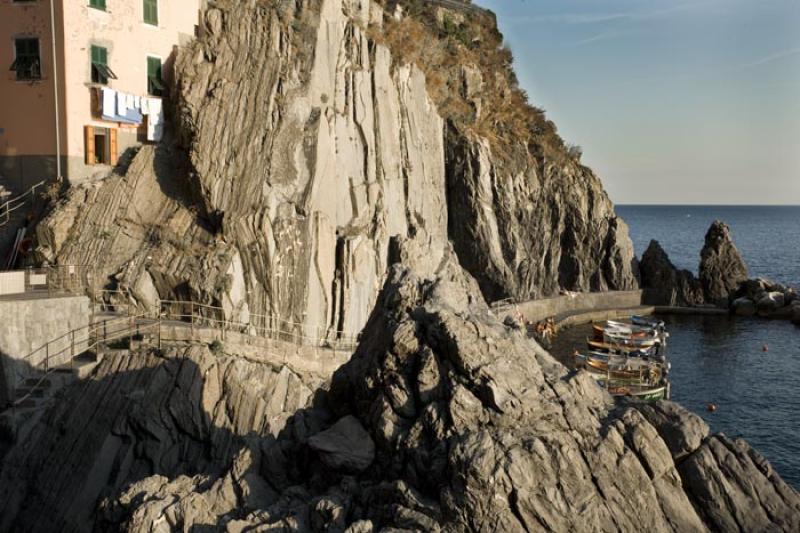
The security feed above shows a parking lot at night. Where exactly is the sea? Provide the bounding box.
[554,206,800,488]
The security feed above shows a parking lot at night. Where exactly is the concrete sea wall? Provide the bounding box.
[500,290,645,324]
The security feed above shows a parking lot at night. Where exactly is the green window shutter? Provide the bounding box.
[12,38,41,80]
[147,56,164,96]
[144,0,158,25]
[91,45,109,84]
[89,0,106,11]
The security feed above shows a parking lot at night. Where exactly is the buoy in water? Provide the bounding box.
[706,403,717,413]
[762,344,769,352]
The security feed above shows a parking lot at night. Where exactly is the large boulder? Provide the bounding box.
[736,278,771,302]
[757,291,786,314]
[791,301,800,325]
[639,240,704,306]
[699,220,748,305]
[308,415,375,473]
[732,296,756,316]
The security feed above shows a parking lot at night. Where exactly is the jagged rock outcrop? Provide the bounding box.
[36,0,636,343]
[699,220,748,305]
[639,240,704,306]
[2,257,799,531]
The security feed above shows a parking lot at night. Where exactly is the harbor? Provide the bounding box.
[555,315,672,401]
[550,313,800,488]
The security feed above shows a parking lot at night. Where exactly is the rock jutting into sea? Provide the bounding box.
[1,0,798,531]
[640,239,704,307]
[699,220,749,306]
[640,219,799,321]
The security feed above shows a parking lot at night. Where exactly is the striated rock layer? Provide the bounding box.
[36,0,636,341]
[2,257,797,531]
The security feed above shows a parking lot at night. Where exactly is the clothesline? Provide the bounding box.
[100,87,164,142]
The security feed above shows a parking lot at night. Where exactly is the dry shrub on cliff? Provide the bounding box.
[372,1,575,165]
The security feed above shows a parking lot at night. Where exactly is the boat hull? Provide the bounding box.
[605,384,668,401]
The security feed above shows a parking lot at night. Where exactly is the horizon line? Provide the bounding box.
[615,203,800,207]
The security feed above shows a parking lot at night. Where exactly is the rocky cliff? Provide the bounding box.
[12,0,799,530]
[36,0,636,341]
[2,256,797,531]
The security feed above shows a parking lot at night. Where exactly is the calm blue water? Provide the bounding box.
[550,318,800,489]
[550,206,800,488]
[617,205,800,288]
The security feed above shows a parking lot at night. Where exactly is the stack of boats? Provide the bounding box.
[575,316,671,401]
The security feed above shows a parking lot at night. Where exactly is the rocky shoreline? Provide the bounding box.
[641,220,800,325]
[2,255,799,531]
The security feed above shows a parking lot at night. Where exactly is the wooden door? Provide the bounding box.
[109,128,118,166]
[84,125,95,165]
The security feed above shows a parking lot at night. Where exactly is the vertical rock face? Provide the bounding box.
[699,220,748,304]
[639,240,704,306]
[173,0,449,337]
[445,127,638,302]
[35,0,637,340]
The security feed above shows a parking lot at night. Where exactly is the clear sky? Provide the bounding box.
[477,0,800,205]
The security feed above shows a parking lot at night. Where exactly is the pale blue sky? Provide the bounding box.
[478,0,800,204]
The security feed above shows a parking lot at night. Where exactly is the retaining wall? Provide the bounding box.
[0,295,91,405]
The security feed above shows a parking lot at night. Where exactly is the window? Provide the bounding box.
[147,56,164,96]
[89,0,106,11]
[90,45,117,85]
[85,126,117,166]
[10,38,41,81]
[143,0,158,25]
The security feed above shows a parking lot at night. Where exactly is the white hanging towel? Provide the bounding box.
[116,92,128,116]
[126,93,135,108]
[141,97,150,115]
[134,95,141,108]
[147,98,164,142]
[101,87,116,117]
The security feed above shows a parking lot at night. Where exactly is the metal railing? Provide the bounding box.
[157,299,360,351]
[0,265,95,298]
[10,312,158,409]
[0,180,45,228]
[2,295,363,437]
[90,292,360,350]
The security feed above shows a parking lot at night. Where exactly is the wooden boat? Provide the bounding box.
[587,338,657,356]
[604,383,668,401]
[631,315,665,330]
[585,368,662,386]
[593,324,662,346]
[595,321,659,338]
[603,331,658,348]
[584,357,662,380]
[607,319,656,331]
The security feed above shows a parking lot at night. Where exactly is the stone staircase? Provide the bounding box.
[0,350,108,440]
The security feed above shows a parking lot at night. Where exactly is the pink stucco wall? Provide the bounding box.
[0,0,201,185]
